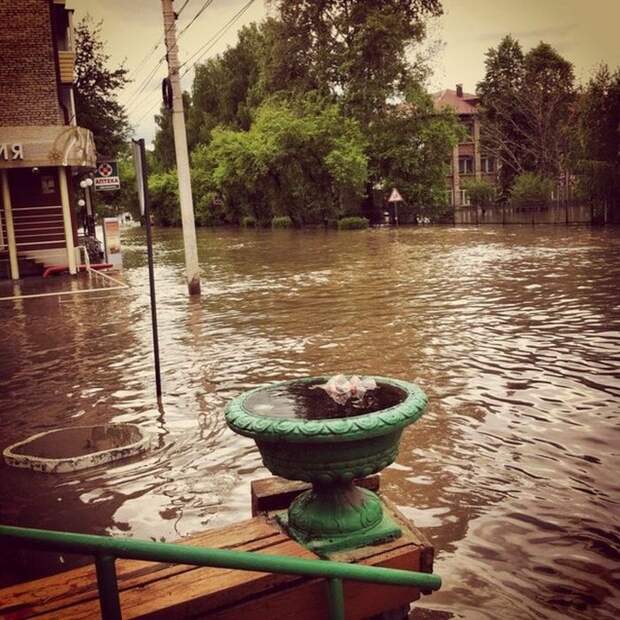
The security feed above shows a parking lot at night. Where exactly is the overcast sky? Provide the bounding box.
[75,0,620,144]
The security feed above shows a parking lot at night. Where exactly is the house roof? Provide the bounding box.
[432,89,479,115]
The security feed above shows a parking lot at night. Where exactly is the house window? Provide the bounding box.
[481,156,496,173]
[458,156,474,175]
[445,189,454,206]
[459,189,471,206]
[461,121,474,142]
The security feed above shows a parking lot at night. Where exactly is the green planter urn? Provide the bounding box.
[225,376,427,554]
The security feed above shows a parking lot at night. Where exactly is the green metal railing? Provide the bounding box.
[0,524,441,620]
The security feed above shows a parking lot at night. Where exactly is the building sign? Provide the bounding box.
[0,143,23,160]
[103,217,122,269]
[94,160,121,191]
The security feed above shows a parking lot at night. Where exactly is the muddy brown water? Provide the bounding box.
[244,379,407,419]
[10,425,143,459]
[0,225,618,619]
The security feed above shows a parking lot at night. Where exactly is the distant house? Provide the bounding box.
[432,84,499,209]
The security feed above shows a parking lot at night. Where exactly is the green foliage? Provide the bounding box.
[189,22,267,136]
[462,178,495,207]
[266,0,445,222]
[200,95,368,226]
[241,216,257,227]
[267,0,442,121]
[272,216,293,229]
[148,171,180,225]
[152,93,192,173]
[510,173,554,206]
[149,1,455,226]
[73,17,130,157]
[373,87,462,220]
[338,216,369,230]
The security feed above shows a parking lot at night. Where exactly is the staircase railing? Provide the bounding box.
[0,524,441,620]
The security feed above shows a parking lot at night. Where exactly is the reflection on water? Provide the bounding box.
[244,379,406,419]
[0,225,619,618]
[10,424,143,459]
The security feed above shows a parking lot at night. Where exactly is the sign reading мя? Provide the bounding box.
[0,143,24,160]
[94,160,121,191]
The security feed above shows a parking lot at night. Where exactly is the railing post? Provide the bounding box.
[326,578,345,620]
[95,554,122,620]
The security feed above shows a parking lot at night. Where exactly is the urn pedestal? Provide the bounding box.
[225,376,427,554]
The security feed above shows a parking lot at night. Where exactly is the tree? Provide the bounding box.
[372,86,462,221]
[476,35,525,194]
[266,0,444,221]
[73,17,131,157]
[462,178,495,207]
[510,172,554,206]
[152,92,192,173]
[572,65,620,214]
[477,37,575,195]
[193,94,367,226]
[189,22,268,138]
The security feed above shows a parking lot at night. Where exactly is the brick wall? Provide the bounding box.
[0,0,64,126]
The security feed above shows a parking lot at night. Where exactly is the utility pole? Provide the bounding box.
[161,0,201,295]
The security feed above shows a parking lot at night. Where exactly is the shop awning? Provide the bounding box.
[0,125,96,169]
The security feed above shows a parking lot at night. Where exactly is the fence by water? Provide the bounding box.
[454,200,614,225]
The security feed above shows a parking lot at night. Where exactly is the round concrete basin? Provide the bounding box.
[3,424,151,474]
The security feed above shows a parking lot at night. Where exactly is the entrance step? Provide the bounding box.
[0,255,45,279]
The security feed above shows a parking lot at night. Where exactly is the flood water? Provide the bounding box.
[244,379,407,419]
[0,225,619,619]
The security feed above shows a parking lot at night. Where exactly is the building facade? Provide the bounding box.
[432,84,498,209]
[0,0,95,279]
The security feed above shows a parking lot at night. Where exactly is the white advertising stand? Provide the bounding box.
[102,217,122,269]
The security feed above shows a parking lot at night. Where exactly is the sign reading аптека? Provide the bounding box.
[94,160,120,191]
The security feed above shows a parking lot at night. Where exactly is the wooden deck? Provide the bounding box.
[0,477,434,619]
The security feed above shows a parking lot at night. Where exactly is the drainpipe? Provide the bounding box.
[58,167,77,275]
[1,170,19,280]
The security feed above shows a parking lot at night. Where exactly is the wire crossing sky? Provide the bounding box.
[77,0,620,143]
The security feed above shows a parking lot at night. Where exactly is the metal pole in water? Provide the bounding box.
[134,138,162,399]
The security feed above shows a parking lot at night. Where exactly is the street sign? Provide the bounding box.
[388,188,403,202]
[131,142,146,215]
[94,160,121,191]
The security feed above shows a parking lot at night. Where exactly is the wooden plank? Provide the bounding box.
[208,545,423,620]
[0,487,436,620]
[32,539,315,620]
[0,517,283,618]
[251,475,380,516]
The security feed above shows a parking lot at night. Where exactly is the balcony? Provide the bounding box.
[58,50,75,84]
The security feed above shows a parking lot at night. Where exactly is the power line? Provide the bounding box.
[133,93,165,128]
[180,0,256,77]
[178,0,215,39]
[124,57,167,114]
[124,0,216,114]
[123,0,195,111]
[127,0,193,81]
[132,0,256,129]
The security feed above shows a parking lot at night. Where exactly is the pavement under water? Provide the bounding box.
[0,225,618,619]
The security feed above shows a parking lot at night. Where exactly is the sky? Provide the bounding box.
[74,0,620,144]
